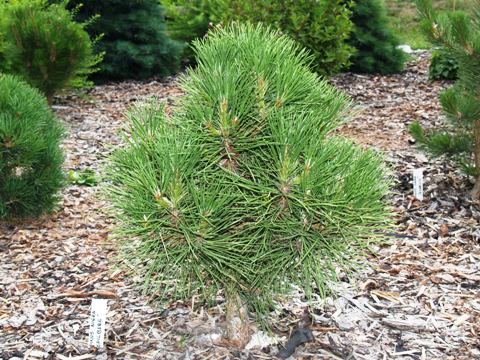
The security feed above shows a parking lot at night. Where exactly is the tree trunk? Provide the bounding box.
[225,288,250,348]
[472,119,480,200]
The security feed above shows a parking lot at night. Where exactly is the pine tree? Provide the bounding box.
[0,0,100,102]
[63,0,183,81]
[108,23,389,345]
[347,0,406,74]
[410,0,480,198]
[0,74,65,219]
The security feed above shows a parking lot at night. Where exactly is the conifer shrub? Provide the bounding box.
[411,0,480,198]
[0,0,100,103]
[347,0,406,74]
[108,23,389,342]
[206,0,354,76]
[61,0,183,81]
[429,49,459,80]
[0,74,64,220]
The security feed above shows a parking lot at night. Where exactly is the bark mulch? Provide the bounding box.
[1,53,479,360]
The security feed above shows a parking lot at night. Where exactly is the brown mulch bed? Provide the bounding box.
[1,53,479,360]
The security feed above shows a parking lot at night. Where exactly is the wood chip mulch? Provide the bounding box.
[1,52,479,360]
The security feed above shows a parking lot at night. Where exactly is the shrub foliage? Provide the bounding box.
[163,0,356,76]
[162,0,211,65]
[429,49,459,80]
[347,0,406,74]
[205,0,355,76]
[108,23,389,324]
[0,74,64,220]
[64,0,182,81]
[0,0,100,102]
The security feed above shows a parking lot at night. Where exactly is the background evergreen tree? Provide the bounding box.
[410,0,480,198]
[0,74,65,219]
[63,0,182,81]
[347,0,406,74]
[108,23,389,345]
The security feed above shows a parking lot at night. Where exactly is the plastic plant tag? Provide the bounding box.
[412,168,424,201]
[88,298,108,348]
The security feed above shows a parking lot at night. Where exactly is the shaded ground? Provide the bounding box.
[1,53,479,360]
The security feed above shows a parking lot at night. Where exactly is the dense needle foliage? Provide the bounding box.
[347,0,406,74]
[0,74,64,219]
[108,24,389,318]
[411,0,480,198]
[0,0,100,102]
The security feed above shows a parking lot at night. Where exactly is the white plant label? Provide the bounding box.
[413,168,424,201]
[88,299,108,348]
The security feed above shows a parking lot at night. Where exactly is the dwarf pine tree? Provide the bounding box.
[0,74,64,219]
[0,0,100,103]
[410,0,480,198]
[108,23,389,345]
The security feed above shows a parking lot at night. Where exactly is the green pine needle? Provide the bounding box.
[107,22,391,320]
